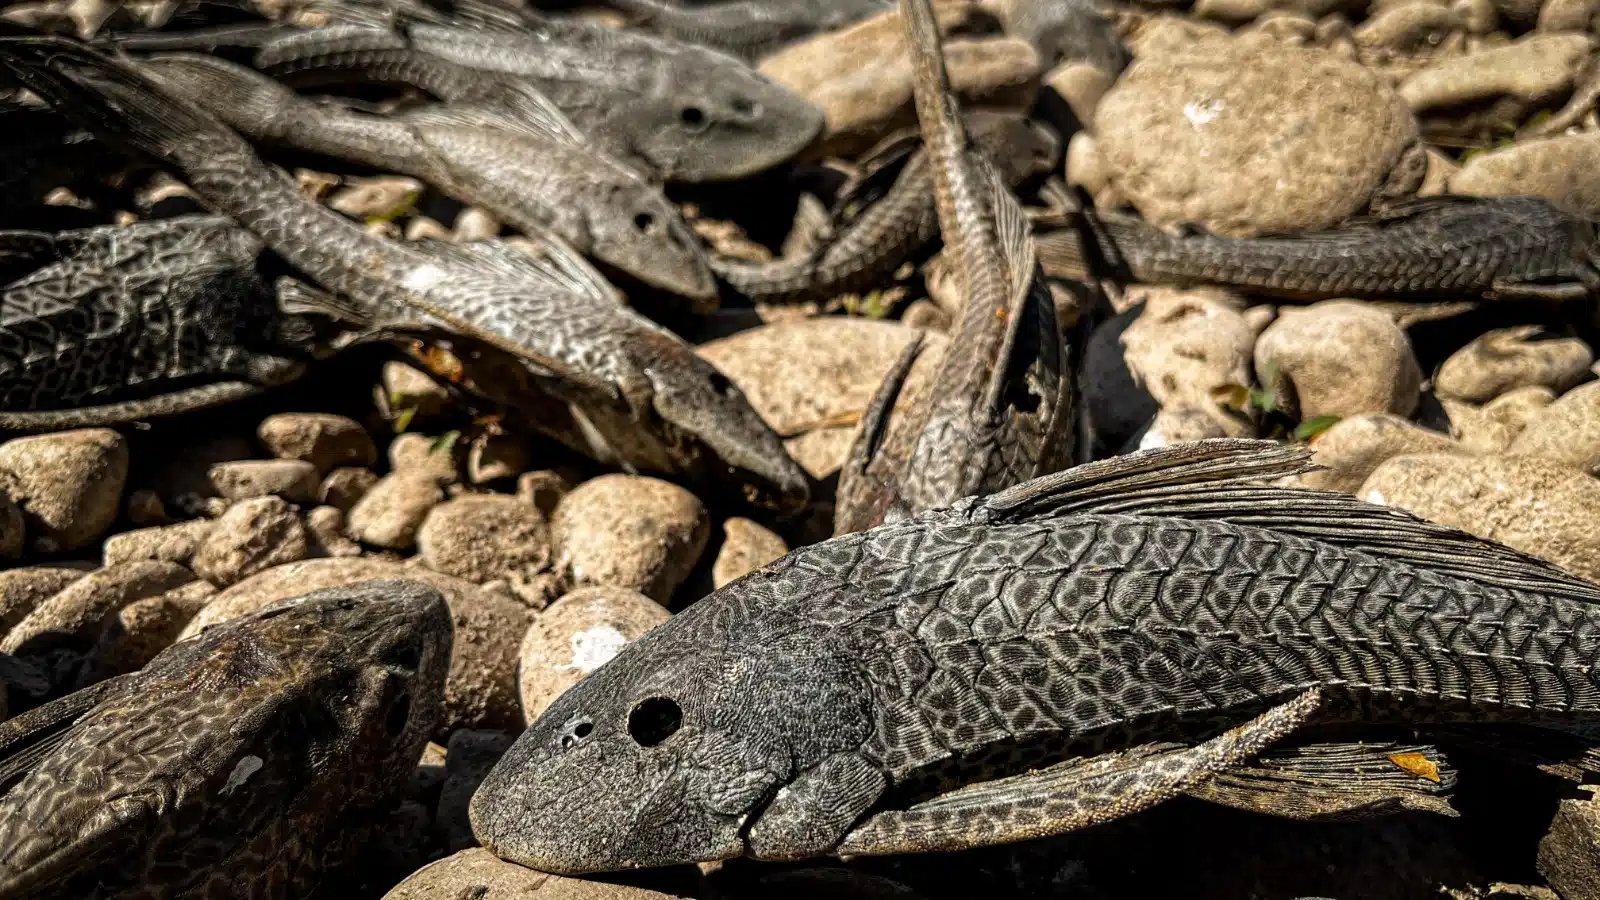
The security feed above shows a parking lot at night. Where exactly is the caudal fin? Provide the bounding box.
[137,52,302,141]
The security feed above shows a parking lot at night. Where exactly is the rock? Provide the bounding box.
[319,466,379,512]
[1361,454,1600,580]
[382,361,449,420]
[454,207,501,242]
[1399,34,1591,135]
[347,472,446,550]
[1352,1,1458,55]
[435,729,516,852]
[1540,790,1600,900]
[1508,381,1600,474]
[784,426,860,481]
[1120,288,1256,438]
[697,320,948,477]
[0,490,21,561]
[389,433,462,484]
[102,519,216,567]
[0,561,194,661]
[467,433,529,484]
[1436,327,1594,403]
[1254,300,1423,419]
[412,741,449,807]
[1444,385,1556,453]
[83,579,216,679]
[900,299,952,332]
[180,558,529,732]
[206,459,320,503]
[1134,405,1233,450]
[1296,414,1466,493]
[418,494,552,584]
[518,586,672,722]
[552,476,710,605]
[327,174,421,218]
[0,565,91,638]
[1540,0,1600,30]
[1497,0,1548,25]
[1193,0,1355,21]
[305,505,363,558]
[191,497,310,587]
[0,429,128,552]
[516,470,575,517]
[1449,131,1600,217]
[256,413,377,474]
[712,518,790,589]
[1417,147,1459,197]
[761,3,1042,157]
[1094,40,1416,236]
[1065,131,1108,199]
[382,848,687,899]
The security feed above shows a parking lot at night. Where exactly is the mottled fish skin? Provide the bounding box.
[0,215,342,430]
[1089,196,1600,302]
[140,53,720,308]
[471,440,1600,873]
[216,17,827,182]
[832,0,1075,535]
[712,111,1060,305]
[0,579,453,900]
[0,37,809,512]
[600,0,891,60]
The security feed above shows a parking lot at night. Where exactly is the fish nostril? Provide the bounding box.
[731,97,760,117]
[679,106,706,130]
[633,212,655,232]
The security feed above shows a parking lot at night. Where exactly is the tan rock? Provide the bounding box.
[0,429,128,552]
[518,586,671,722]
[1539,0,1600,30]
[0,565,90,638]
[1194,0,1355,21]
[103,519,216,567]
[83,580,216,679]
[328,174,421,218]
[1399,34,1591,111]
[784,425,860,481]
[347,472,446,550]
[552,475,709,605]
[1046,61,1116,126]
[1449,132,1600,217]
[207,459,320,503]
[516,470,575,517]
[1255,300,1423,419]
[1297,414,1466,493]
[125,489,168,527]
[1435,326,1594,402]
[713,518,790,588]
[192,497,309,587]
[761,3,1041,157]
[256,413,377,474]
[467,433,530,484]
[383,361,449,420]
[435,729,515,852]
[1121,287,1256,437]
[382,848,687,899]
[1442,385,1557,453]
[1417,147,1460,197]
[1352,2,1458,55]
[180,558,530,731]
[389,432,462,484]
[1065,130,1107,197]
[0,561,194,656]
[1541,791,1600,900]
[418,495,552,584]
[1507,381,1600,474]
[305,505,363,558]
[1361,454,1600,580]
[0,491,21,561]
[1095,40,1416,236]
[319,466,379,512]
[1136,405,1234,449]
[1124,14,1232,58]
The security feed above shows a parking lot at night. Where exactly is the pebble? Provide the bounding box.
[382,361,450,420]
[516,470,574,517]
[519,586,672,721]
[143,435,254,512]
[1435,327,1594,403]
[1119,288,1257,438]
[83,579,216,679]
[319,466,380,512]
[0,429,128,552]
[180,558,529,731]
[1440,386,1556,453]
[347,472,447,550]
[552,475,710,605]
[125,489,168,527]
[761,3,1042,157]
[1361,454,1600,580]
[389,432,463,484]
[418,495,552,584]
[467,433,530,485]
[256,413,377,474]
[1046,61,1116,126]
[1539,0,1600,29]
[1507,382,1600,474]
[382,847,686,899]
[0,491,21,561]
[327,174,421,219]
[304,505,363,558]
[102,519,216,567]
[435,729,516,852]
[784,426,861,482]
[1254,300,1423,419]
[191,496,310,587]
[1134,405,1233,449]
[1540,792,1600,900]
[453,207,501,242]
[1449,131,1600,217]
[1352,1,1457,54]
[0,561,194,658]
[712,518,790,589]
[1094,39,1416,236]
[1399,34,1591,130]
[207,459,320,504]
[1296,414,1466,493]
[0,565,91,637]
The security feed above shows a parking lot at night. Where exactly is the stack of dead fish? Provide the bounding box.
[3,0,1600,898]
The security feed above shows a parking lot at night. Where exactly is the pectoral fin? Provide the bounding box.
[748,752,887,861]
[0,381,282,432]
[834,689,1322,857]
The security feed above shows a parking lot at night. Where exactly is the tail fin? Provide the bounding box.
[0,36,251,169]
[138,52,301,141]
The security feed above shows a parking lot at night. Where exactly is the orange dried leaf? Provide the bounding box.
[1389,752,1442,783]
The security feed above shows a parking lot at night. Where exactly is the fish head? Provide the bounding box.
[586,183,719,307]
[627,51,824,182]
[970,110,1061,184]
[636,334,811,513]
[470,609,877,873]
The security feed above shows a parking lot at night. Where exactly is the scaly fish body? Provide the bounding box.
[471,441,1600,874]
[601,0,891,59]
[0,580,453,899]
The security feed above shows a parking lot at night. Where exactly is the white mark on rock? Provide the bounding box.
[402,263,446,292]
[554,625,629,674]
[221,755,263,795]
[1183,98,1223,126]
[1365,489,1387,506]
[1138,428,1168,451]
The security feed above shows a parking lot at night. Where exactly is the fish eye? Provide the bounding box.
[679,106,707,130]
[384,693,411,737]
[626,697,682,747]
[707,372,733,397]
[633,212,655,232]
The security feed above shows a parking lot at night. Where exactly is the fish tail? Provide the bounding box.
[898,0,968,175]
[0,36,254,173]
[138,53,302,142]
